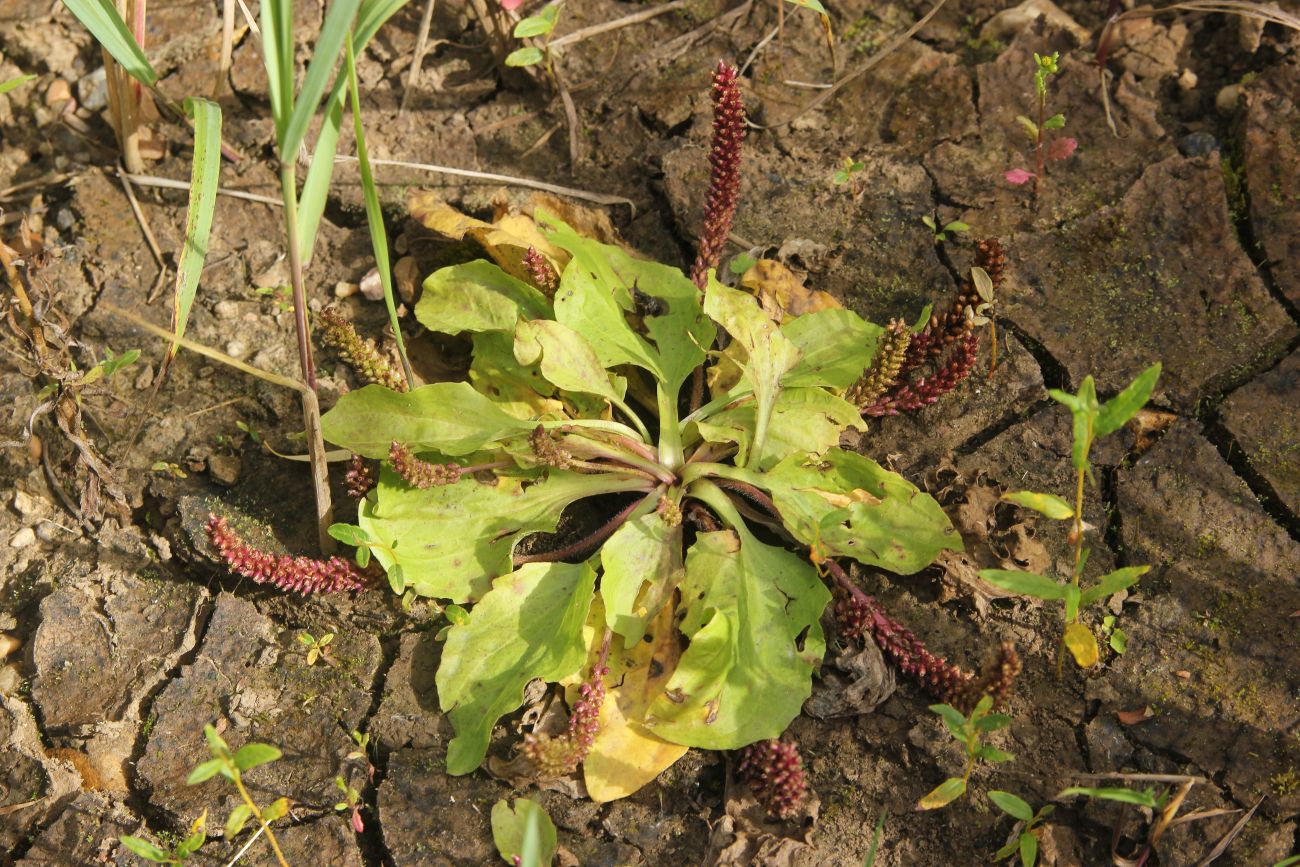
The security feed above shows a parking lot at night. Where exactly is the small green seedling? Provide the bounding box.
[834,157,866,196]
[119,812,207,864]
[0,73,36,95]
[1004,51,1077,197]
[150,461,188,479]
[186,725,290,867]
[1058,784,1166,808]
[1100,614,1127,654]
[862,807,888,866]
[917,696,1013,810]
[297,630,335,666]
[982,364,1160,673]
[491,798,557,867]
[989,791,1053,866]
[921,214,970,243]
[334,775,365,832]
[506,3,562,70]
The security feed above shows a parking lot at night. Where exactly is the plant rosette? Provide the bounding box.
[320,208,963,800]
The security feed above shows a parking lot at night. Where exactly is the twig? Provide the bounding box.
[739,26,778,76]
[548,0,691,50]
[116,164,168,303]
[777,0,950,129]
[1193,798,1262,866]
[400,0,438,115]
[334,155,636,213]
[552,65,581,167]
[215,0,235,98]
[120,173,282,206]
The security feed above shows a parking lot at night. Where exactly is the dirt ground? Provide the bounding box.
[2,0,1299,863]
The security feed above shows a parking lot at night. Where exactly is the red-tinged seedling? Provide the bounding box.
[917,696,1014,810]
[1004,52,1079,199]
[980,364,1161,674]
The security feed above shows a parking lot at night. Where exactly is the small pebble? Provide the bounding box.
[207,454,241,487]
[1215,83,1241,114]
[35,521,64,542]
[77,67,108,112]
[0,633,20,660]
[334,281,358,298]
[1177,68,1198,91]
[214,300,241,320]
[225,339,249,360]
[1179,132,1220,158]
[45,79,72,106]
[134,363,154,391]
[0,665,19,697]
[55,208,75,231]
[9,527,36,549]
[12,489,37,517]
[360,267,384,301]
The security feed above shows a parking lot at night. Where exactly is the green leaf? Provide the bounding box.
[944,221,971,233]
[0,73,36,95]
[176,829,206,857]
[918,777,966,810]
[1063,583,1081,622]
[988,790,1034,822]
[417,260,551,334]
[185,758,225,785]
[279,0,364,157]
[118,836,169,862]
[505,47,545,67]
[600,513,682,644]
[386,562,405,594]
[780,308,882,389]
[862,808,888,867]
[224,803,254,838]
[728,252,757,275]
[1109,627,1128,654]
[513,3,560,37]
[1061,377,1099,472]
[642,527,829,749]
[1042,113,1066,130]
[1015,115,1038,139]
[697,388,865,472]
[469,330,559,418]
[1020,832,1039,867]
[1063,622,1099,668]
[260,0,293,138]
[169,98,222,361]
[437,562,596,774]
[1095,363,1161,437]
[491,798,558,867]
[328,523,372,546]
[262,797,290,823]
[929,703,968,740]
[995,840,1020,860]
[1058,785,1162,808]
[362,467,646,602]
[514,318,624,404]
[704,276,802,468]
[978,745,1014,763]
[1080,566,1148,607]
[232,743,281,772]
[909,304,934,333]
[784,0,827,11]
[978,569,1067,600]
[345,35,411,382]
[60,0,158,86]
[764,449,961,574]
[321,382,536,458]
[975,712,1012,733]
[100,348,141,377]
[1001,491,1073,520]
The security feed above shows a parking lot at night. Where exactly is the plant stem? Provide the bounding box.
[679,461,766,490]
[279,162,335,554]
[610,395,652,444]
[540,418,646,444]
[231,774,289,867]
[656,384,683,472]
[562,434,675,485]
[513,488,660,565]
[1033,89,1046,202]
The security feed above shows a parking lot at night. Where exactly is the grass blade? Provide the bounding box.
[344,35,413,386]
[170,97,223,359]
[280,0,363,157]
[0,73,36,95]
[259,0,294,140]
[297,0,409,260]
[60,0,157,86]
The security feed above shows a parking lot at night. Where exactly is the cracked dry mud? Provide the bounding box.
[2,0,1299,864]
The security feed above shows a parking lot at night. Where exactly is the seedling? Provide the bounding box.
[921,214,970,243]
[333,775,365,832]
[0,73,35,95]
[119,812,207,864]
[505,2,562,70]
[917,696,1013,809]
[1004,52,1078,199]
[981,364,1161,673]
[185,725,290,867]
[491,798,556,867]
[989,791,1054,866]
[834,157,866,197]
[296,630,335,665]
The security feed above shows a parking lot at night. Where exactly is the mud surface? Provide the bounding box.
[2,0,1299,863]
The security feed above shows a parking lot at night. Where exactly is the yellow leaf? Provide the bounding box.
[1063,622,1099,668]
[579,605,687,802]
[407,193,565,285]
[738,259,841,323]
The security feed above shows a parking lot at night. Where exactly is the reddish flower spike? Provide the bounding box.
[690,61,745,290]
[206,515,370,595]
[737,738,807,820]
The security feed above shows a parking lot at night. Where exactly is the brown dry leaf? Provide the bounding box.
[580,604,687,802]
[739,259,841,323]
[934,549,1014,618]
[1116,707,1155,725]
[407,192,565,284]
[803,636,896,719]
[1130,407,1178,456]
[708,759,819,866]
[526,193,621,245]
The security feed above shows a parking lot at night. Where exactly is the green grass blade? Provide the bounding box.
[296,0,409,260]
[60,0,157,86]
[170,97,223,359]
[259,0,294,142]
[0,73,36,95]
[280,0,363,158]
[345,35,413,386]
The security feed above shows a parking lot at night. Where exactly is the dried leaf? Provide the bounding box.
[1115,707,1154,725]
[738,259,841,323]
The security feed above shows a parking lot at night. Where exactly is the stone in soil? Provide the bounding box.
[1242,58,1300,308]
[1112,421,1300,819]
[15,791,138,865]
[378,748,507,865]
[190,815,363,867]
[136,593,382,824]
[1005,155,1296,412]
[1220,347,1300,517]
[369,630,452,753]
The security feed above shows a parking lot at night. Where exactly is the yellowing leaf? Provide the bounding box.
[408,193,565,285]
[918,777,966,810]
[739,259,841,323]
[1063,622,1100,668]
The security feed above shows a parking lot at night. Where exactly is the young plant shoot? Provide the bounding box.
[917,696,1014,810]
[1004,51,1078,198]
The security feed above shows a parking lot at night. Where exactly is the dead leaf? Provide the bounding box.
[739,259,841,323]
[407,193,566,285]
[804,635,896,719]
[933,549,1014,618]
[1174,670,1191,679]
[1116,707,1155,725]
[708,756,819,866]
